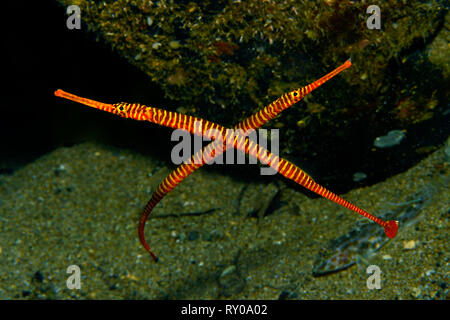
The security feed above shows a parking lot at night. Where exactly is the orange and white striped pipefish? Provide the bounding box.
[54,59,398,262]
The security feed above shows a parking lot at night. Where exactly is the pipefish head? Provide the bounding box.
[112,102,152,121]
[54,90,153,121]
[288,89,303,102]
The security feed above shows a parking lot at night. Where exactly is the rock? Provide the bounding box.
[220,265,236,278]
[152,42,161,50]
[425,269,436,276]
[353,172,367,182]
[374,130,406,148]
[403,240,418,250]
[411,287,421,298]
[169,40,181,49]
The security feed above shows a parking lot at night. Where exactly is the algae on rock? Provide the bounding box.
[56,0,449,190]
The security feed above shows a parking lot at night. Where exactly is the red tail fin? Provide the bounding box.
[384,220,399,239]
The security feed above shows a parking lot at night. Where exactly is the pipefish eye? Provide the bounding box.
[115,104,127,112]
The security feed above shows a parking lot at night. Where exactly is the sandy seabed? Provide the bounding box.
[0,141,448,299]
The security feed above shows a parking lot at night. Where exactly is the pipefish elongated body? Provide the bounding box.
[55,59,398,261]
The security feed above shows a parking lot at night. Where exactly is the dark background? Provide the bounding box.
[2,1,172,172]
